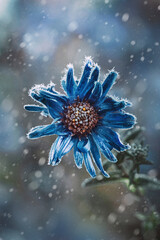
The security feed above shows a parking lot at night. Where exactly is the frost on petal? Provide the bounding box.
[98,96,131,113]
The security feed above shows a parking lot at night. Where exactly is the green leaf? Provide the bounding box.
[82,172,129,187]
[135,208,160,231]
[134,174,160,190]
[121,160,134,175]
[136,213,146,221]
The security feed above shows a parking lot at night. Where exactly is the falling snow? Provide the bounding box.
[0,0,160,239]
[122,13,129,22]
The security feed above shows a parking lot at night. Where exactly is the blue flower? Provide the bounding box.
[24,57,136,178]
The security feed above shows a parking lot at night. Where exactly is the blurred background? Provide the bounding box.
[0,0,160,239]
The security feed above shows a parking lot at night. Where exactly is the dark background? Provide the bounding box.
[0,0,160,239]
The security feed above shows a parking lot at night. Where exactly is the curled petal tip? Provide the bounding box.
[26,132,35,140]
[125,144,131,150]
[84,56,93,67]
[101,171,110,178]
[91,172,97,178]
[125,101,132,107]
[27,133,35,139]
[103,173,110,178]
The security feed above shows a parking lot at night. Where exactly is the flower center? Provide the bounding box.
[62,99,99,136]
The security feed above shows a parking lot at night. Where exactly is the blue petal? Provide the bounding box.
[77,137,90,153]
[81,65,100,99]
[74,144,84,169]
[30,91,43,103]
[98,97,131,113]
[38,90,68,105]
[61,79,67,93]
[76,58,93,97]
[24,105,49,116]
[89,135,110,177]
[29,89,63,118]
[102,112,136,129]
[88,82,102,103]
[40,82,57,94]
[101,71,118,98]
[94,126,129,151]
[92,133,117,163]
[45,82,57,93]
[84,152,96,178]
[58,136,74,157]
[33,99,61,118]
[55,123,70,136]
[29,84,58,102]
[45,100,63,118]
[89,65,100,85]
[49,135,74,166]
[66,66,77,98]
[27,122,57,139]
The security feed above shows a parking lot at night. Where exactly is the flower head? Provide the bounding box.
[24,57,136,178]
